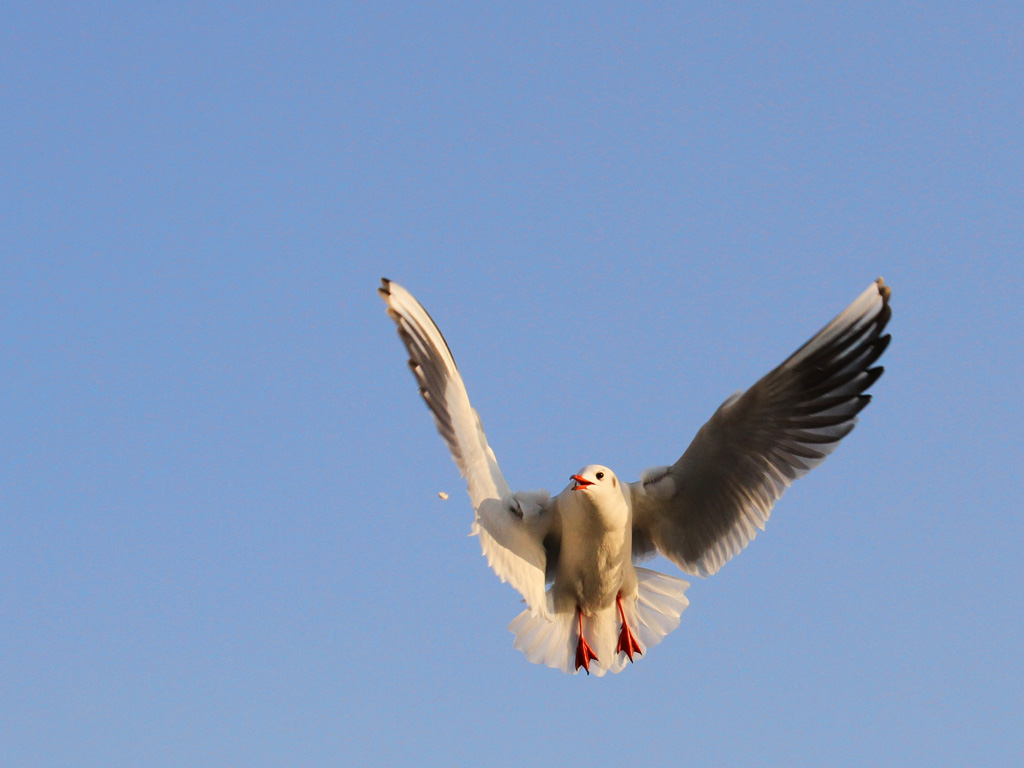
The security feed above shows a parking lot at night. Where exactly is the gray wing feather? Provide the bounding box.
[630,279,892,577]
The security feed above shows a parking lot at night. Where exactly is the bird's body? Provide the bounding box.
[379,278,892,675]
[553,467,634,616]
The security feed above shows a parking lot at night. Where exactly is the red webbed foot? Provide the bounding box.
[616,593,643,662]
[574,608,599,674]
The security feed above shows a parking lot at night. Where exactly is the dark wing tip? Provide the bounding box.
[872,334,892,369]
[378,277,392,300]
[861,365,885,390]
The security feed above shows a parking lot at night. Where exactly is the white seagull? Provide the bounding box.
[379,278,892,675]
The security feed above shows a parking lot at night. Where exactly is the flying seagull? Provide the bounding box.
[379,278,891,675]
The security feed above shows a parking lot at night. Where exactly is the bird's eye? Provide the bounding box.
[596,472,604,480]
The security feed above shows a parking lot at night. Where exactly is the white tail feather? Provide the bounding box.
[508,568,690,675]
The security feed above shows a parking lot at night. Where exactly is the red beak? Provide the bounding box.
[571,474,593,491]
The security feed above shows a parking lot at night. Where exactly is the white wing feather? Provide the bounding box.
[379,279,553,615]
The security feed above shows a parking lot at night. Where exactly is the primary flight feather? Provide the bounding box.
[379,278,892,675]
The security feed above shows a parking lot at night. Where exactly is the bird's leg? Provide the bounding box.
[574,607,599,674]
[616,593,642,662]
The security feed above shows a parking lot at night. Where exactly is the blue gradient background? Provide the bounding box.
[3,3,1021,766]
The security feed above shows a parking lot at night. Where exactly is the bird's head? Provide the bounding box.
[567,465,627,529]
[570,465,619,493]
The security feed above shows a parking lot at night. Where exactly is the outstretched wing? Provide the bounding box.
[379,279,555,615]
[631,279,892,577]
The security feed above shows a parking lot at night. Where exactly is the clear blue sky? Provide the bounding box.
[3,3,1022,766]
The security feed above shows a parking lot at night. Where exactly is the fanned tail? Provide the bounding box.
[508,602,577,674]
[631,567,690,648]
[507,568,690,675]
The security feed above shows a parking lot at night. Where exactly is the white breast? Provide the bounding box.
[552,481,636,614]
